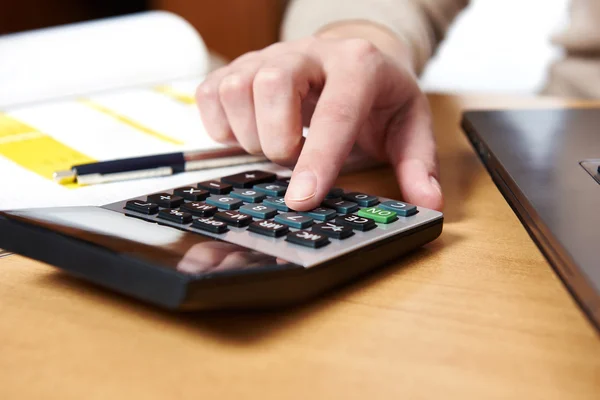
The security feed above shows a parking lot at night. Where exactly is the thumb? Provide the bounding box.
[386,96,443,211]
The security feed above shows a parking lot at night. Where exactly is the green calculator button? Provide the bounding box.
[357,207,397,224]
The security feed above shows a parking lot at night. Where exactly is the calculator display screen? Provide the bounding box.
[5,207,296,275]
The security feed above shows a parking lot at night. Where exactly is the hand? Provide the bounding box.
[196,24,442,212]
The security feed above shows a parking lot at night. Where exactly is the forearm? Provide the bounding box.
[281,0,469,74]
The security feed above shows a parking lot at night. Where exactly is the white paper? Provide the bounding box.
[0,160,289,210]
[0,11,209,108]
[0,76,291,210]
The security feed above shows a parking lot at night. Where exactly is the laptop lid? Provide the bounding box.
[462,108,600,330]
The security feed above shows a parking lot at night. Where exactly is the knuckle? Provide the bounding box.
[253,67,290,92]
[218,73,246,99]
[343,38,380,60]
[318,101,359,125]
[195,81,218,104]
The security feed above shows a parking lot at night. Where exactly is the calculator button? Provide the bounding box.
[230,189,267,203]
[263,197,290,212]
[379,200,417,217]
[124,200,159,215]
[326,187,344,199]
[205,195,243,210]
[273,177,291,187]
[299,207,336,221]
[311,222,354,239]
[253,183,287,196]
[274,213,314,229]
[322,198,359,214]
[158,209,193,224]
[239,204,278,219]
[286,230,330,248]
[335,214,377,231]
[180,202,217,217]
[247,220,289,238]
[191,217,228,233]
[343,192,379,206]
[357,207,397,224]
[197,180,233,194]
[173,187,209,201]
[220,170,276,188]
[214,211,253,227]
[147,193,184,208]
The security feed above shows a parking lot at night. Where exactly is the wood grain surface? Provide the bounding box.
[1,94,599,399]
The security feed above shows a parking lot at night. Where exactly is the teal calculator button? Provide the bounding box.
[230,189,266,203]
[239,204,278,219]
[322,198,359,214]
[378,201,417,216]
[274,213,313,229]
[253,183,287,196]
[299,207,336,221]
[343,192,379,206]
[206,195,243,210]
[263,197,290,212]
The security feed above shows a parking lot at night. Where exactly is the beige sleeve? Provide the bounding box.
[281,0,469,74]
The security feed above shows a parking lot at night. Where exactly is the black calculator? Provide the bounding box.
[0,170,443,310]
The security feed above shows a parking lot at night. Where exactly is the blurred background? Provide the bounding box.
[1,1,285,61]
[1,0,570,94]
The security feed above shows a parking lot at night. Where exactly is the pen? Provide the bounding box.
[53,147,268,185]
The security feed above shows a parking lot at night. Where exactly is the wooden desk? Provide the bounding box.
[1,94,599,399]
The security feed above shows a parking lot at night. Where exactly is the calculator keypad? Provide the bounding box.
[343,192,379,207]
[253,183,287,196]
[322,199,359,214]
[273,177,291,187]
[274,213,314,229]
[299,207,336,221]
[206,195,244,210]
[357,207,397,224]
[158,209,193,224]
[174,187,209,201]
[286,230,330,248]
[197,181,232,194]
[378,200,417,217]
[230,189,267,203]
[247,220,289,238]
[192,217,228,233]
[263,197,290,212]
[125,200,159,215]
[111,170,442,268]
[311,222,354,239]
[326,188,344,199]
[147,193,184,208]
[180,202,218,217]
[214,211,253,227]
[335,214,377,231]
[221,170,276,188]
[239,204,278,219]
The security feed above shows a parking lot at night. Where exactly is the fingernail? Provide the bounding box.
[287,170,317,201]
[429,175,442,196]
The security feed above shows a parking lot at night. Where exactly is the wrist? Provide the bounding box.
[315,20,415,73]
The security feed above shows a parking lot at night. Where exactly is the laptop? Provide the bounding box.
[461,108,600,331]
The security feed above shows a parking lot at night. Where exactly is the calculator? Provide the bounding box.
[0,170,443,310]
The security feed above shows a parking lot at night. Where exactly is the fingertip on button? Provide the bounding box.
[285,170,317,209]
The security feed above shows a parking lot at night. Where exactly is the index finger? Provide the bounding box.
[284,40,381,211]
